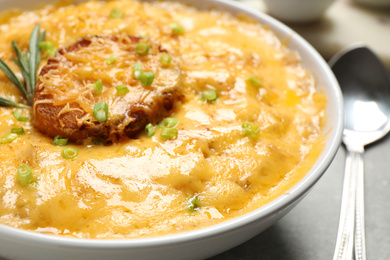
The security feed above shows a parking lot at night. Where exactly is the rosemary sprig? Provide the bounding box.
[0,97,29,108]
[0,24,46,107]
[0,57,26,96]
[12,43,31,99]
[29,25,46,96]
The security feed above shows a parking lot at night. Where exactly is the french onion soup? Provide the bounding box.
[0,0,327,238]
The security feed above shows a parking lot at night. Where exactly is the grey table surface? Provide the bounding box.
[209,136,390,260]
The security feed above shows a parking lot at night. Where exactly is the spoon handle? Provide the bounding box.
[354,149,366,260]
[333,147,361,260]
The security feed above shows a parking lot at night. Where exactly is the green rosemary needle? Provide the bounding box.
[0,24,46,107]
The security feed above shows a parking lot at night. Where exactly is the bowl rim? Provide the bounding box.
[0,0,344,250]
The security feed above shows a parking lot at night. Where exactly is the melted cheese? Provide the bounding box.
[0,0,326,238]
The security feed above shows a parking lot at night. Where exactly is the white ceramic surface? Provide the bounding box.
[0,0,344,260]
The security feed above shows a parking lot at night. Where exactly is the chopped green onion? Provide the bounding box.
[62,147,78,159]
[106,56,117,65]
[1,133,18,144]
[160,53,172,65]
[247,75,263,88]
[48,48,56,56]
[140,72,155,86]
[202,89,218,102]
[145,123,155,137]
[115,84,129,95]
[169,23,185,35]
[92,138,106,146]
[158,117,179,128]
[95,110,107,122]
[109,8,123,19]
[53,135,68,146]
[93,101,109,122]
[133,63,142,79]
[241,122,260,136]
[17,163,33,186]
[13,109,29,122]
[38,41,54,51]
[160,127,178,139]
[135,43,150,55]
[11,127,25,135]
[39,41,56,56]
[140,34,148,39]
[94,79,103,95]
[187,197,201,212]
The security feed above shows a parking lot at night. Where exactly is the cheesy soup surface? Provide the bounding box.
[0,0,326,238]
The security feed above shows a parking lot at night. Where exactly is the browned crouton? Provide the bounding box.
[33,34,181,143]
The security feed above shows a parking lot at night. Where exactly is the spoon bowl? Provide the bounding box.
[331,46,390,146]
[329,45,390,260]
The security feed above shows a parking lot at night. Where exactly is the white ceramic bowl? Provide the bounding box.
[0,0,343,259]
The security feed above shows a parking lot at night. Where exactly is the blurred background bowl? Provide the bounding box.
[262,0,336,23]
[352,0,390,7]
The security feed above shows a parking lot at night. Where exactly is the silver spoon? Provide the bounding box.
[329,45,390,260]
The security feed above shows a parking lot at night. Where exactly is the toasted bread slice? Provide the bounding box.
[33,34,181,143]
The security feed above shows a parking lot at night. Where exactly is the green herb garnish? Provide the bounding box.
[241,122,260,137]
[247,75,263,88]
[11,127,25,135]
[38,41,56,56]
[109,8,123,19]
[133,63,142,79]
[160,127,178,139]
[201,89,218,102]
[145,123,155,137]
[169,23,185,35]
[53,135,68,146]
[0,97,28,108]
[1,133,18,144]
[62,147,78,160]
[160,53,171,65]
[187,196,201,212]
[17,163,33,186]
[115,84,129,95]
[13,109,30,122]
[92,138,106,146]
[135,43,150,55]
[93,101,109,122]
[93,79,103,95]
[140,71,155,86]
[106,56,117,65]
[158,117,179,128]
[0,25,46,107]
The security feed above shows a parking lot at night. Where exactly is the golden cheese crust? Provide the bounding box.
[0,0,327,239]
[33,34,181,143]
